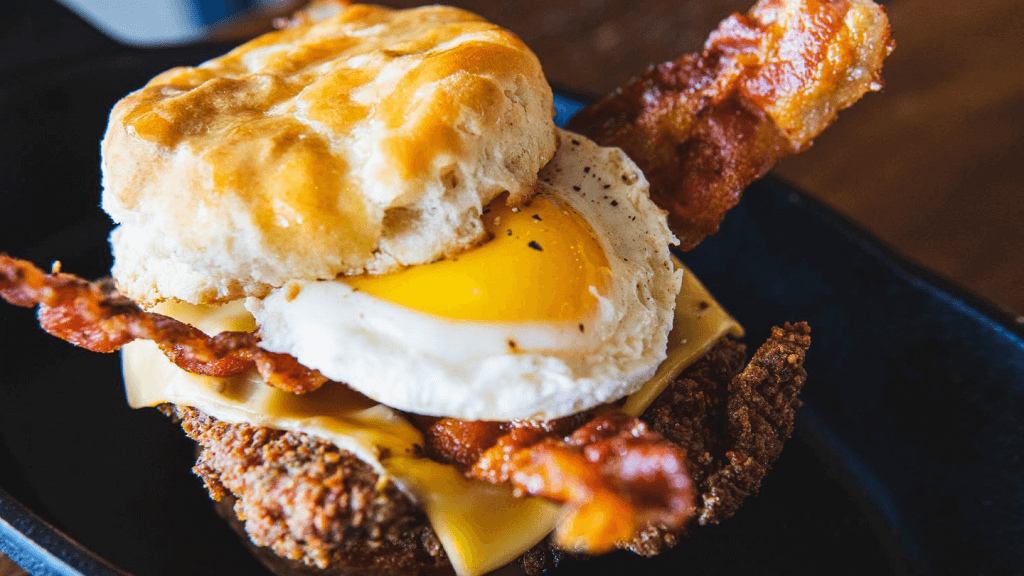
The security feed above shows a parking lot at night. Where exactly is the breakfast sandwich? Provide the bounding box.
[0,0,891,575]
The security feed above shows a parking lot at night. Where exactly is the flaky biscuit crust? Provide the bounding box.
[102,4,556,305]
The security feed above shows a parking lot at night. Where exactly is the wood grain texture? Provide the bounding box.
[0,553,27,576]
[385,0,753,96]
[1,0,1020,574]
[774,0,1024,318]
[388,0,1024,319]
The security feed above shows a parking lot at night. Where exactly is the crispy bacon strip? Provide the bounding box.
[0,255,327,393]
[415,411,695,554]
[411,413,587,468]
[414,324,811,556]
[624,323,811,555]
[568,0,893,249]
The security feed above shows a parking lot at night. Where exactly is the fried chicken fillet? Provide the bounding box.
[0,0,890,573]
[0,254,810,574]
[164,326,809,576]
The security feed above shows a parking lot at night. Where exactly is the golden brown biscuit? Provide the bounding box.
[102,4,556,305]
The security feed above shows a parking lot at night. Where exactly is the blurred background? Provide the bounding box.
[0,1,1021,574]
[52,0,304,45]
[1,0,1021,319]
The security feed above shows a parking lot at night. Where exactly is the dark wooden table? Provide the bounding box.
[2,0,1021,573]
[387,0,1023,320]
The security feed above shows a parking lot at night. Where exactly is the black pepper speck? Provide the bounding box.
[532,214,542,221]
[528,241,543,251]
[610,200,618,207]
[572,185,581,191]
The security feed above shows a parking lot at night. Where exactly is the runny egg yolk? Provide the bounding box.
[344,192,612,322]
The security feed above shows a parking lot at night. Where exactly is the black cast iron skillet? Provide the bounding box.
[1,34,1022,576]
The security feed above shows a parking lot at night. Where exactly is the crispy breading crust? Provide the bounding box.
[163,405,453,575]
[168,323,809,575]
[625,322,810,555]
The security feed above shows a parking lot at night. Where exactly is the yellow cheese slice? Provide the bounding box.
[121,261,740,576]
[623,262,744,416]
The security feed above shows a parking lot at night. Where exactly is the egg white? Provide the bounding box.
[248,129,682,420]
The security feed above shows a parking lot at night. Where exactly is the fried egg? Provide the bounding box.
[248,129,681,420]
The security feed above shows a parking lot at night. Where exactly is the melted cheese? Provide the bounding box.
[121,261,740,576]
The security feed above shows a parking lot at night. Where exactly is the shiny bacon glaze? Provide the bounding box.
[568,0,892,249]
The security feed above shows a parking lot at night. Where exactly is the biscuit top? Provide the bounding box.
[102,3,556,305]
